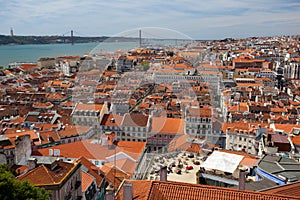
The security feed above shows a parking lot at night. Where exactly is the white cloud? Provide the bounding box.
[0,0,299,39]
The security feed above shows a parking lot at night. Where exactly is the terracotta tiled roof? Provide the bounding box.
[103,158,137,176]
[19,63,37,72]
[75,156,104,187]
[275,124,300,133]
[34,139,146,161]
[39,131,60,145]
[263,181,300,198]
[151,117,184,135]
[122,113,149,127]
[74,103,103,111]
[187,106,212,118]
[32,102,54,109]
[4,129,39,141]
[81,171,95,192]
[13,165,29,175]
[167,135,207,153]
[18,161,80,186]
[100,114,124,127]
[271,134,289,144]
[291,136,300,146]
[103,70,117,77]
[116,180,298,200]
[58,125,90,138]
[270,107,288,113]
[115,180,152,200]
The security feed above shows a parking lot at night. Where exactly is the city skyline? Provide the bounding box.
[1,0,300,40]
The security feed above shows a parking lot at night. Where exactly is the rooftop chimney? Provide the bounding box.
[160,166,168,182]
[238,167,248,190]
[28,157,37,170]
[123,183,133,200]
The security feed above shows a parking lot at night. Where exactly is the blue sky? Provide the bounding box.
[0,0,300,39]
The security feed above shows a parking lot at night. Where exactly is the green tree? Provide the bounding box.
[141,61,150,71]
[0,165,50,200]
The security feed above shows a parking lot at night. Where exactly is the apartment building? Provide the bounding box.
[148,117,185,152]
[185,105,213,141]
[71,102,109,134]
[18,158,82,200]
[120,113,149,142]
[224,122,268,155]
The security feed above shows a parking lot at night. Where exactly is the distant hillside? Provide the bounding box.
[0,35,138,45]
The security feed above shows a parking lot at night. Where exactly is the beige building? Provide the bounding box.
[120,113,149,142]
[71,102,109,134]
[185,105,213,140]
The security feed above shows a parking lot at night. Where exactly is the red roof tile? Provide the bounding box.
[74,103,103,111]
[116,180,298,200]
[81,171,95,192]
[18,161,80,186]
[151,117,184,135]
[75,156,104,187]
[34,139,146,161]
[264,182,300,198]
[122,113,149,127]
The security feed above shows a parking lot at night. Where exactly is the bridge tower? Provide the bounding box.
[71,30,74,45]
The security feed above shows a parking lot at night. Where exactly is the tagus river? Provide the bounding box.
[0,41,140,67]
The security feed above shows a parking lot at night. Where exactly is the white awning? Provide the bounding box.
[201,151,244,173]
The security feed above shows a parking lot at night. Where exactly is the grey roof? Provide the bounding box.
[257,155,300,183]
[36,156,57,165]
[245,177,278,191]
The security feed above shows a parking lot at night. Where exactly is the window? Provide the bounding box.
[95,160,99,165]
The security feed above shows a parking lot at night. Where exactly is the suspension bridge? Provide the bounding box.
[59,28,193,47]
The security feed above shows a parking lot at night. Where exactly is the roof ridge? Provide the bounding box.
[41,164,56,183]
[149,180,300,199]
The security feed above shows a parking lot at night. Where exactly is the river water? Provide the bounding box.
[0,41,139,67]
